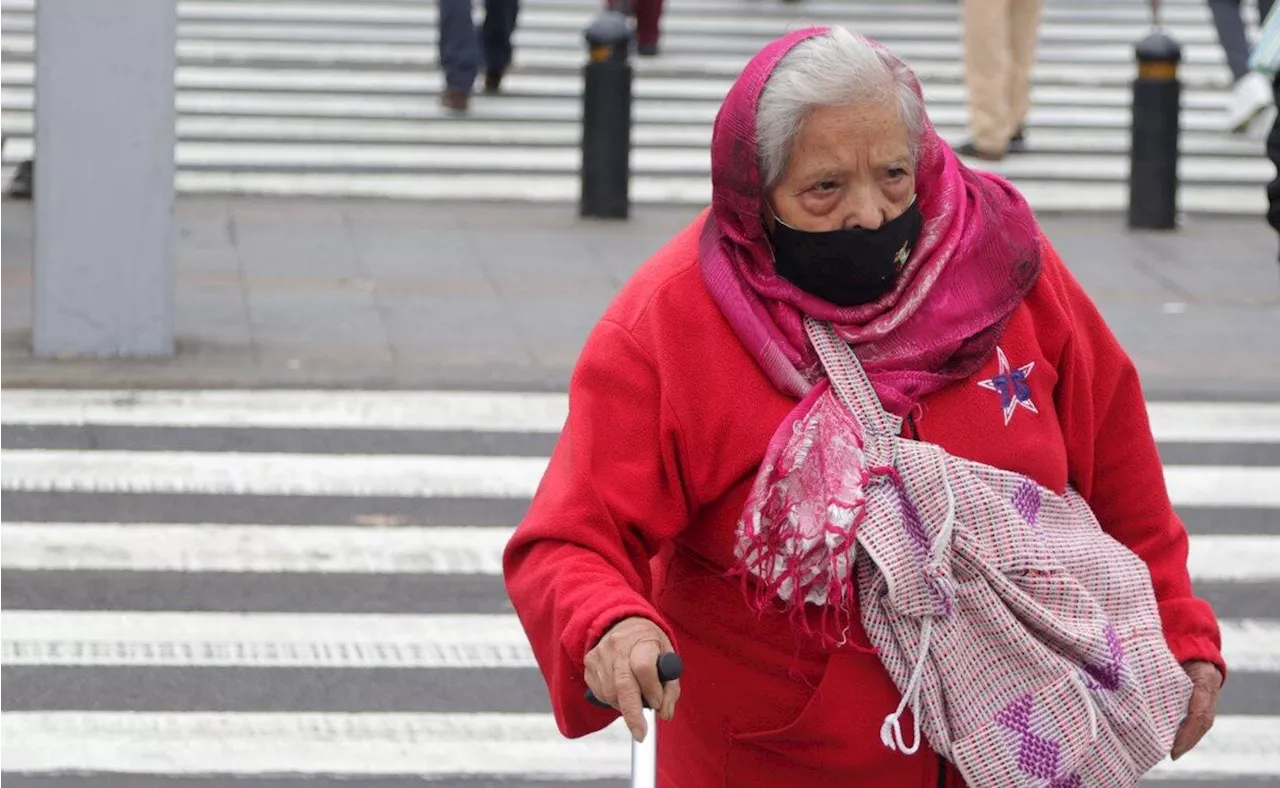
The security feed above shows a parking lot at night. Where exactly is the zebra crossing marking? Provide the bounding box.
[0,0,1267,210]
[1186,535,1280,581]
[2,387,1277,783]
[0,450,548,498]
[1146,402,1280,444]
[1158,466,1280,509]
[1,711,1276,779]
[3,523,1279,580]
[1,611,536,668]
[0,711,633,778]
[3,611,1276,672]
[1147,715,1280,779]
[0,0,1243,25]
[2,449,1276,506]
[0,36,1247,72]
[5,390,1279,441]
[1,389,570,432]
[0,523,515,574]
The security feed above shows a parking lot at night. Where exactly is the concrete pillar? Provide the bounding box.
[33,0,177,357]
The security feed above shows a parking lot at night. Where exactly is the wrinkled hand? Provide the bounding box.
[584,616,681,742]
[1171,660,1223,760]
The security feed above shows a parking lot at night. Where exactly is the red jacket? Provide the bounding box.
[503,213,1225,787]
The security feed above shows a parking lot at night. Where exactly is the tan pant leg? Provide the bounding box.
[1007,0,1043,138]
[963,0,1012,154]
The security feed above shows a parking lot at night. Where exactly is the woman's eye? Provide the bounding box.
[812,181,839,193]
[887,168,907,180]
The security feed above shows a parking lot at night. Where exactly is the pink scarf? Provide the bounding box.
[702,27,1044,642]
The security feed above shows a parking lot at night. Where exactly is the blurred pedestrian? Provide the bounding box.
[612,0,802,58]
[438,0,519,112]
[1267,73,1279,259]
[634,0,662,55]
[954,0,1042,161]
[1211,0,1276,132]
[608,0,662,56]
[1254,4,1280,256]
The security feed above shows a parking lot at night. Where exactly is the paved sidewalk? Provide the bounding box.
[3,196,1278,399]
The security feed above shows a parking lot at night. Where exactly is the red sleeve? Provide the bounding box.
[502,317,692,738]
[1048,244,1226,679]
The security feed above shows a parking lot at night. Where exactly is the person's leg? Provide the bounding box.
[1215,0,1276,130]
[481,0,519,78]
[633,0,664,52]
[1006,0,1043,146]
[962,0,1012,157]
[1209,0,1251,81]
[439,0,480,102]
[1266,71,1280,254]
[1261,0,1277,28]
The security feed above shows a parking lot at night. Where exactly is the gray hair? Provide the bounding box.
[756,26,926,189]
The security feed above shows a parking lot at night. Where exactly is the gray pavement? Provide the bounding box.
[3,195,1279,399]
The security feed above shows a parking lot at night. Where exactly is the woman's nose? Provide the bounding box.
[843,206,886,231]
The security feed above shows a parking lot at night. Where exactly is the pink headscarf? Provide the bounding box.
[704,27,1044,644]
[700,26,1043,417]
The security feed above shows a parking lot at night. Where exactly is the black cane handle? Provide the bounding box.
[585,652,683,708]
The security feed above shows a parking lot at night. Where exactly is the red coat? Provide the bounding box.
[503,212,1225,787]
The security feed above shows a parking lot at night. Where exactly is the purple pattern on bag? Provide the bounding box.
[891,474,931,559]
[881,469,954,615]
[996,695,1060,779]
[996,694,1083,786]
[1013,479,1042,528]
[897,486,930,559]
[1081,624,1125,692]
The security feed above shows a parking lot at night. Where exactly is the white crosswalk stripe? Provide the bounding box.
[3,522,1280,581]
[4,611,1279,672]
[0,449,551,498]
[2,711,1277,780]
[1,387,1278,786]
[0,389,571,432]
[6,389,1280,441]
[0,0,1268,213]
[4,448,1276,507]
[1,711,638,779]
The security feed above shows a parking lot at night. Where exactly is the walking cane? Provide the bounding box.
[585,652,684,788]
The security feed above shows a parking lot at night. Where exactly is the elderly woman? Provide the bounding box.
[504,26,1225,786]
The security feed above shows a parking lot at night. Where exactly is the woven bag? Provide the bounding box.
[804,317,1192,787]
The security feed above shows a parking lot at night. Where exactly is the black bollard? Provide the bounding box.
[1127,31,1182,230]
[580,10,632,219]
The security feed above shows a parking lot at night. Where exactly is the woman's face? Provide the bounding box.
[766,101,915,232]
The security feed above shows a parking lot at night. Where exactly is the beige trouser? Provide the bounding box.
[962,0,1044,154]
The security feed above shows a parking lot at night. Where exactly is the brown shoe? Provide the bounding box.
[483,70,504,94]
[441,89,470,112]
[953,141,1005,162]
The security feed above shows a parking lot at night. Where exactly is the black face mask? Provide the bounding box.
[768,197,923,307]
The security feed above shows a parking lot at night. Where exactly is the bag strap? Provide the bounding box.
[804,320,957,568]
[803,316,901,438]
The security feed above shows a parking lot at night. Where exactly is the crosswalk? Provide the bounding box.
[0,0,1269,214]
[2,388,1280,786]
